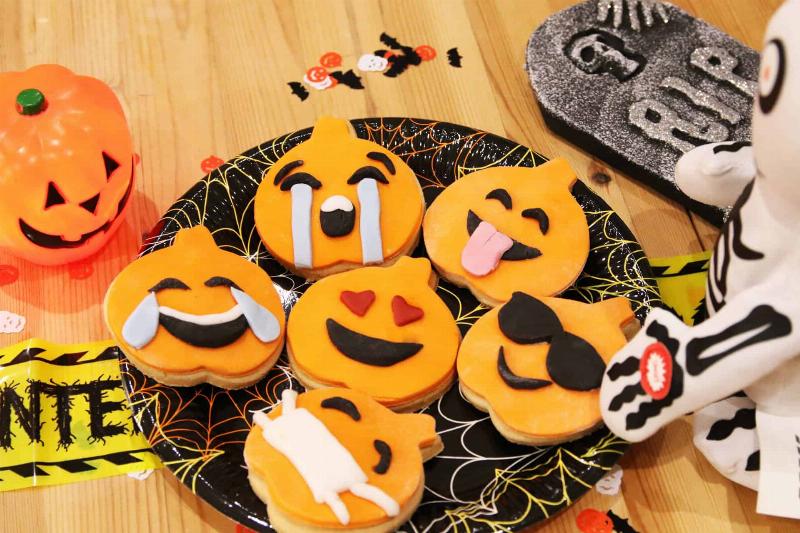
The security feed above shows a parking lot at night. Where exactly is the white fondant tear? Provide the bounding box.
[253,389,399,525]
[357,178,384,265]
[291,183,313,269]
[321,195,354,213]
[122,292,159,349]
[231,287,281,342]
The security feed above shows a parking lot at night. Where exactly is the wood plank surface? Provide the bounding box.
[0,1,792,531]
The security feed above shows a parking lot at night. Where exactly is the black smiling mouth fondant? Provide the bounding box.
[326,318,422,367]
[158,313,249,348]
[466,210,542,261]
[18,163,135,249]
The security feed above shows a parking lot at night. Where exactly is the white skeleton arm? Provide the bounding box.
[674,141,756,208]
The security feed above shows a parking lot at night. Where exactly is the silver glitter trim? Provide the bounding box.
[661,76,743,125]
[629,99,729,153]
[596,0,670,32]
[691,47,758,96]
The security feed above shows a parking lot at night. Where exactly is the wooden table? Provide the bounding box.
[0,0,792,531]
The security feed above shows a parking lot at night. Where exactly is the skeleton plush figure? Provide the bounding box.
[601,0,800,518]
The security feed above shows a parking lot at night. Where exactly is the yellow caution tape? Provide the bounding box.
[0,338,162,491]
[650,250,712,326]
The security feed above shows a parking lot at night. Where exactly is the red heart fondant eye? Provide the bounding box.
[391,295,424,326]
[340,290,376,316]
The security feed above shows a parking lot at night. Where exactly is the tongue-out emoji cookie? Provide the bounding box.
[287,256,460,411]
[458,292,635,445]
[423,159,590,307]
[104,225,285,388]
[244,387,442,532]
[254,116,425,280]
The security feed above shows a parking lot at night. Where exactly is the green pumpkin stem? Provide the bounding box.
[16,88,47,116]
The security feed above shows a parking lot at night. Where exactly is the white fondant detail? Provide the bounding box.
[321,195,354,213]
[291,183,313,269]
[357,178,384,265]
[122,292,160,349]
[231,287,281,342]
[253,389,399,525]
[357,54,389,72]
[158,304,242,325]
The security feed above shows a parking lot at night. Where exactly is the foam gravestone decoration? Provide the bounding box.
[254,116,425,280]
[104,226,286,389]
[245,388,442,532]
[601,0,800,518]
[0,64,136,265]
[526,0,760,226]
[423,159,590,307]
[287,257,460,412]
[458,293,635,445]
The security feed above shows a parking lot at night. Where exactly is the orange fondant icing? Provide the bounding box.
[423,159,590,304]
[244,387,438,528]
[254,116,424,274]
[104,225,285,378]
[458,296,634,440]
[288,257,460,407]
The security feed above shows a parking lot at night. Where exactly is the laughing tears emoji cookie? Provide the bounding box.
[245,388,442,533]
[423,159,590,306]
[287,257,460,411]
[254,117,425,280]
[458,292,635,445]
[104,225,285,388]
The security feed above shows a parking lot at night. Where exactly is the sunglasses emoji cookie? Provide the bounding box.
[423,159,590,306]
[245,388,442,532]
[457,292,635,445]
[104,225,285,388]
[287,256,460,411]
[254,116,425,280]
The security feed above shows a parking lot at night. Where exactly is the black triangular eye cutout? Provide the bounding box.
[103,152,120,179]
[45,182,66,209]
[80,193,101,214]
[546,332,605,391]
[498,292,563,344]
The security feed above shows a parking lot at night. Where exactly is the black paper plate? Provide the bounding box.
[120,118,660,532]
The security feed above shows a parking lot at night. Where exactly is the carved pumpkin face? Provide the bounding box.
[457,293,634,444]
[0,64,136,265]
[253,116,424,278]
[287,257,460,411]
[104,226,285,387]
[423,159,590,306]
[244,387,441,530]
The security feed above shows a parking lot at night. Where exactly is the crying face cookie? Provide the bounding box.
[423,159,590,306]
[244,388,442,533]
[457,292,635,445]
[254,116,425,279]
[104,225,285,388]
[287,256,460,411]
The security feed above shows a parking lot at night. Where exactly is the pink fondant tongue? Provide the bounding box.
[461,221,514,277]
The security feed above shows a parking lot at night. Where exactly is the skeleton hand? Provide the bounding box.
[597,0,670,32]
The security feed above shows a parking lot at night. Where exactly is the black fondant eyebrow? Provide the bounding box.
[372,439,392,474]
[497,346,552,390]
[280,172,322,191]
[204,276,241,290]
[347,166,390,185]
[149,277,190,292]
[522,208,549,235]
[485,188,512,209]
[321,396,362,421]
[273,160,304,186]
[366,152,396,175]
[498,292,562,344]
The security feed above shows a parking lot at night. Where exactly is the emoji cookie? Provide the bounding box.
[423,159,590,306]
[254,116,425,280]
[287,257,460,411]
[458,292,635,445]
[104,226,285,388]
[245,388,442,532]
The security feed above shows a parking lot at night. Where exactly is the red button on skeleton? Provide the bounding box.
[640,342,673,400]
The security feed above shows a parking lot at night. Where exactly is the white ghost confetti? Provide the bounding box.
[595,464,623,495]
[0,311,25,334]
